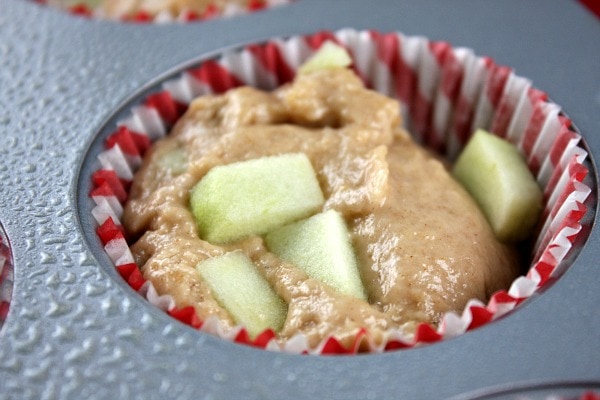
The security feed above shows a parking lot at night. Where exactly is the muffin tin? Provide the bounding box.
[1,0,599,399]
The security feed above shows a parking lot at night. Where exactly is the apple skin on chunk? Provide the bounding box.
[265,209,367,301]
[196,251,287,338]
[298,40,353,74]
[190,153,325,244]
[452,129,543,242]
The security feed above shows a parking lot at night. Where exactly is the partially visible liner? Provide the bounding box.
[0,226,13,331]
[89,29,592,354]
[38,0,292,23]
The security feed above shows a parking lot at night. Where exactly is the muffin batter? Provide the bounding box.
[123,68,519,348]
[101,0,260,18]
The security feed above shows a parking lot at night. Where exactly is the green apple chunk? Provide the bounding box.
[452,129,543,242]
[265,209,367,300]
[196,251,287,337]
[190,153,325,244]
[298,40,353,74]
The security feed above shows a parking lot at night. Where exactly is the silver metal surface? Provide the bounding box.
[0,0,599,399]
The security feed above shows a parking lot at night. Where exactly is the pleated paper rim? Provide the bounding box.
[0,225,13,332]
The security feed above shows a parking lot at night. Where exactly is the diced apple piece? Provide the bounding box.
[265,209,367,300]
[298,41,353,74]
[452,129,543,242]
[196,251,287,338]
[190,153,324,244]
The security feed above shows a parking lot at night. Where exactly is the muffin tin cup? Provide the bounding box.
[0,225,12,332]
[449,380,600,400]
[86,29,593,354]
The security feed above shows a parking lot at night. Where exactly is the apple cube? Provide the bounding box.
[265,209,367,300]
[298,40,353,74]
[190,153,324,244]
[452,129,543,242]
[196,251,287,337]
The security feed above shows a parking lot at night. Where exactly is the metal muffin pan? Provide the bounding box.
[1,0,599,399]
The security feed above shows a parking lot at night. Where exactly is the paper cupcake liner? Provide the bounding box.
[463,387,600,400]
[88,29,593,354]
[0,225,13,331]
[579,392,600,400]
[37,0,293,23]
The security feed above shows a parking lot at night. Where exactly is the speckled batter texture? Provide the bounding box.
[123,68,519,348]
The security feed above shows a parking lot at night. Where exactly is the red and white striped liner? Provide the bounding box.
[89,29,592,354]
[0,228,12,330]
[39,0,292,23]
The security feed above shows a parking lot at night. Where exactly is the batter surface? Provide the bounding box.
[123,68,519,348]
[100,0,258,18]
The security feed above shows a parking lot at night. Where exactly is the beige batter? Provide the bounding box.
[123,68,519,348]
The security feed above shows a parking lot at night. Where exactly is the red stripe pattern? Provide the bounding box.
[89,29,592,354]
[0,229,12,328]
